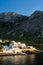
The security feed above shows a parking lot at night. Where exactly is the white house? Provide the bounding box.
[21,43,26,49]
[17,42,26,49]
[10,41,18,48]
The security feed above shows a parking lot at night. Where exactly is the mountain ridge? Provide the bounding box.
[0,10,43,43]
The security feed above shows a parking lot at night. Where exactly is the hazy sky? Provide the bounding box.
[0,0,43,16]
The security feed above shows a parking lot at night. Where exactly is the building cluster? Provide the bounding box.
[0,39,34,54]
[0,40,26,53]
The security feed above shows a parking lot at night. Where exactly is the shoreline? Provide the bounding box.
[0,48,43,56]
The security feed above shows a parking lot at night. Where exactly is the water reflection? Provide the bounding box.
[14,55,26,65]
[0,54,36,65]
[0,54,43,65]
[29,54,36,64]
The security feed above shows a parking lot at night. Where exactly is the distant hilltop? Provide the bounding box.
[0,10,43,43]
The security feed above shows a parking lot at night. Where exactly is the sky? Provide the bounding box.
[0,0,43,16]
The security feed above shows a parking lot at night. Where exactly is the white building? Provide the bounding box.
[10,41,18,48]
[21,43,26,49]
[17,42,26,49]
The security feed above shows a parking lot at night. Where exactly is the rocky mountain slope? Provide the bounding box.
[0,10,43,43]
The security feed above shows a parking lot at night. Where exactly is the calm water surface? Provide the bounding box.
[0,53,43,65]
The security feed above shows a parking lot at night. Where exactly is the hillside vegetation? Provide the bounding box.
[0,11,43,44]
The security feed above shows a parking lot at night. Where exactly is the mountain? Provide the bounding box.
[0,10,43,43]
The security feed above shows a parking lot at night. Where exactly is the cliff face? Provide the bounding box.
[0,11,43,43]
